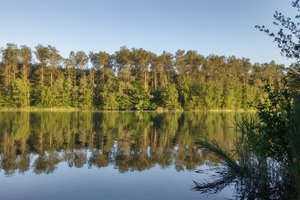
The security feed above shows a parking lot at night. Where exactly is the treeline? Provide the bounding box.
[0,43,285,110]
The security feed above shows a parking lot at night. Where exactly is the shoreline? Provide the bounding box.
[0,107,256,112]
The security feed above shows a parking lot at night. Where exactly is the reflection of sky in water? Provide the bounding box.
[0,160,233,200]
[0,112,253,200]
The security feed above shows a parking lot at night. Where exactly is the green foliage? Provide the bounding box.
[193,5,300,197]
[254,85,294,161]
[221,83,235,109]
[156,82,181,110]
[0,111,248,175]
[117,93,132,110]
[40,86,55,107]
[0,44,286,110]
[131,81,154,110]
[101,90,118,110]
[195,85,299,199]
[78,75,93,109]
[61,76,72,106]
[100,80,119,110]
[7,79,30,108]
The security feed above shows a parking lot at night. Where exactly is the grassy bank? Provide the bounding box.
[0,107,256,112]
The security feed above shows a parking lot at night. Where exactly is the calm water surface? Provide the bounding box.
[0,112,252,200]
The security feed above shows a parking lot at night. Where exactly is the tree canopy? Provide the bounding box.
[0,44,285,110]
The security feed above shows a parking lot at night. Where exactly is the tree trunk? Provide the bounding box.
[50,71,53,88]
[22,64,28,81]
[154,71,157,90]
[144,72,148,92]
[41,65,44,87]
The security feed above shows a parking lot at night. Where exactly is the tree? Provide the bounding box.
[74,51,91,108]
[115,47,135,110]
[65,51,78,107]
[78,73,93,109]
[8,78,30,108]
[34,45,62,107]
[256,1,300,61]
[1,43,19,87]
[175,50,206,110]
[47,46,62,89]
[35,44,49,87]
[256,1,300,93]
[131,48,154,92]
[0,43,287,110]
[19,45,32,81]
[89,51,115,108]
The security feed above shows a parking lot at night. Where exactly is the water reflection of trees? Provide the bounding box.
[0,112,253,175]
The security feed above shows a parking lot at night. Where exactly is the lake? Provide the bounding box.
[0,112,252,200]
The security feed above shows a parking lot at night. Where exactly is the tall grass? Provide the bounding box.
[194,85,300,199]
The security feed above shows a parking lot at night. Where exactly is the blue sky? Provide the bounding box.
[0,0,297,65]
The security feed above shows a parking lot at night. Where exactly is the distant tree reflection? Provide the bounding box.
[0,112,253,175]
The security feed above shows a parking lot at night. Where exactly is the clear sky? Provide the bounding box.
[0,0,297,66]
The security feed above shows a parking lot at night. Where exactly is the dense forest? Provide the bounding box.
[0,44,285,110]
